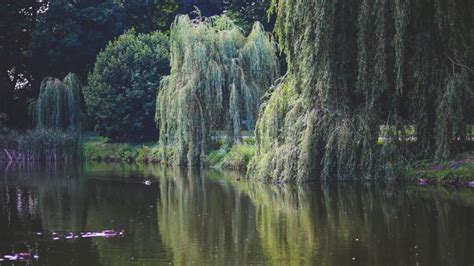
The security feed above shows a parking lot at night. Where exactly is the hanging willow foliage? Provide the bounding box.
[32,73,84,130]
[250,0,473,182]
[156,14,279,167]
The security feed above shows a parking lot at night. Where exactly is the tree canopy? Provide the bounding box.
[84,30,170,142]
[156,15,278,166]
[250,0,474,182]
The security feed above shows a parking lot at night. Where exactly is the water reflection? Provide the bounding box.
[157,168,267,264]
[0,163,472,265]
[243,182,474,265]
[0,163,172,265]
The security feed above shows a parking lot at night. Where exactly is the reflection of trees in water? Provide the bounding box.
[0,163,87,233]
[0,163,174,264]
[1,164,472,265]
[244,182,474,265]
[85,166,172,264]
[157,168,267,264]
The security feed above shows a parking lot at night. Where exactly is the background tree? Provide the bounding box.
[28,0,126,89]
[32,73,84,130]
[0,0,48,127]
[226,0,274,33]
[84,30,170,142]
[156,15,278,166]
[124,0,181,33]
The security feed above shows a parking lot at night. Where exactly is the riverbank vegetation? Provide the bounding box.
[1,0,473,183]
[1,74,84,163]
[249,0,473,182]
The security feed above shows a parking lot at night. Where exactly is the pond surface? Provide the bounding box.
[0,163,473,265]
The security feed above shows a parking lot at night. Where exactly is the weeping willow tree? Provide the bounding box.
[156,14,279,166]
[32,73,84,130]
[250,0,473,182]
[5,73,85,162]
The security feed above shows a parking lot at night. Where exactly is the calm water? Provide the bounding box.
[0,163,473,265]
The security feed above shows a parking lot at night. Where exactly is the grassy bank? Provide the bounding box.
[84,137,473,183]
[403,151,474,184]
[83,136,256,170]
[84,137,171,164]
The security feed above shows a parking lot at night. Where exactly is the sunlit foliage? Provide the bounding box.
[156,14,278,166]
[250,0,473,182]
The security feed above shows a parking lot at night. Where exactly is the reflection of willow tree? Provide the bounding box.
[157,168,266,264]
[0,164,88,232]
[37,166,87,232]
[243,182,474,265]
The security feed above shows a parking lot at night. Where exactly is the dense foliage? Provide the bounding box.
[156,15,278,166]
[84,30,170,141]
[32,73,84,130]
[250,0,474,182]
[0,1,48,126]
[1,0,274,130]
[29,0,180,84]
[1,0,180,129]
[1,73,85,163]
[225,0,273,33]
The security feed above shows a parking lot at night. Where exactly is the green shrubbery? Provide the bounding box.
[208,138,257,170]
[84,30,170,142]
[83,137,172,164]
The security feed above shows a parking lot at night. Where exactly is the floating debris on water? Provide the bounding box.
[48,229,124,241]
[2,252,39,262]
[143,180,152,186]
[81,229,125,238]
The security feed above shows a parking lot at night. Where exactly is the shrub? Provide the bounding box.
[84,30,170,141]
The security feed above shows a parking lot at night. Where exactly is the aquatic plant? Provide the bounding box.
[156,14,279,166]
[250,0,473,182]
[7,129,83,162]
[31,73,84,130]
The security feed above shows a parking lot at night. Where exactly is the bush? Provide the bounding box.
[84,30,169,142]
[208,142,257,171]
[83,137,170,164]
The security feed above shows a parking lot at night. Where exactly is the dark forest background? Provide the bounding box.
[0,0,272,129]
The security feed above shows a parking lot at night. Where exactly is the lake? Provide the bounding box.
[0,163,473,265]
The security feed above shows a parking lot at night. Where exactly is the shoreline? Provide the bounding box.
[83,137,474,186]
